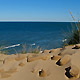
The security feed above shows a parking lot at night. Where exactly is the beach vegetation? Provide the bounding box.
[28,46,40,54]
[20,43,27,54]
[20,43,40,54]
[64,10,80,45]
[0,46,8,55]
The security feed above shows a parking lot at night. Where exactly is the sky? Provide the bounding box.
[0,0,80,22]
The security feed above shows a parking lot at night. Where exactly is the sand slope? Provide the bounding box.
[0,45,80,80]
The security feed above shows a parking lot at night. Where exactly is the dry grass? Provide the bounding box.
[0,46,8,55]
[19,44,41,54]
[20,43,27,54]
[65,10,80,45]
[28,46,40,54]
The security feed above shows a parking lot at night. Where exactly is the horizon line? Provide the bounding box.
[0,20,76,22]
[0,20,75,22]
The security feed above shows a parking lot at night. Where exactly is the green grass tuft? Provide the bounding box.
[65,10,80,45]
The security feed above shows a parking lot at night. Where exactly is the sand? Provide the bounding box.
[0,44,80,80]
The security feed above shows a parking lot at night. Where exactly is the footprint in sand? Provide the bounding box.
[56,55,71,66]
[31,68,48,77]
[50,55,61,61]
[18,62,25,67]
[65,65,79,80]
[38,69,46,77]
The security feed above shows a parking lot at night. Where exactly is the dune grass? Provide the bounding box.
[64,10,80,45]
[20,43,27,54]
[0,46,8,55]
[28,46,40,54]
[0,44,41,55]
[20,44,40,54]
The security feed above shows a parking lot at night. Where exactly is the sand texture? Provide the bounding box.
[0,45,80,80]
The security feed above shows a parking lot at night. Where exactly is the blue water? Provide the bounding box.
[0,22,73,54]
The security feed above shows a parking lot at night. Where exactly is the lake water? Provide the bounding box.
[0,22,73,54]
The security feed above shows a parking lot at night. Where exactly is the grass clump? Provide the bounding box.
[65,10,80,45]
[20,43,27,54]
[20,43,40,54]
[28,46,40,54]
[0,46,8,55]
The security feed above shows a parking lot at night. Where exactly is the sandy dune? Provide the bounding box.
[0,45,80,80]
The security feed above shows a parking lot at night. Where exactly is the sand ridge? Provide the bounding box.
[0,45,80,80]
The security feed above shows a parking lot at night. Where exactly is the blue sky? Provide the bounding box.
[0,0,80,22]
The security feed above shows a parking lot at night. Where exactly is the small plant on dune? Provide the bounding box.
[65,10,80,45]
[0,50,8,55]
[20,43,27,54]
[0,46,8,55]
[20,43,40,54]
[28,46,40,54]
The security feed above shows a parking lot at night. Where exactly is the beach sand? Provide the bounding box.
[0,45,80,80]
